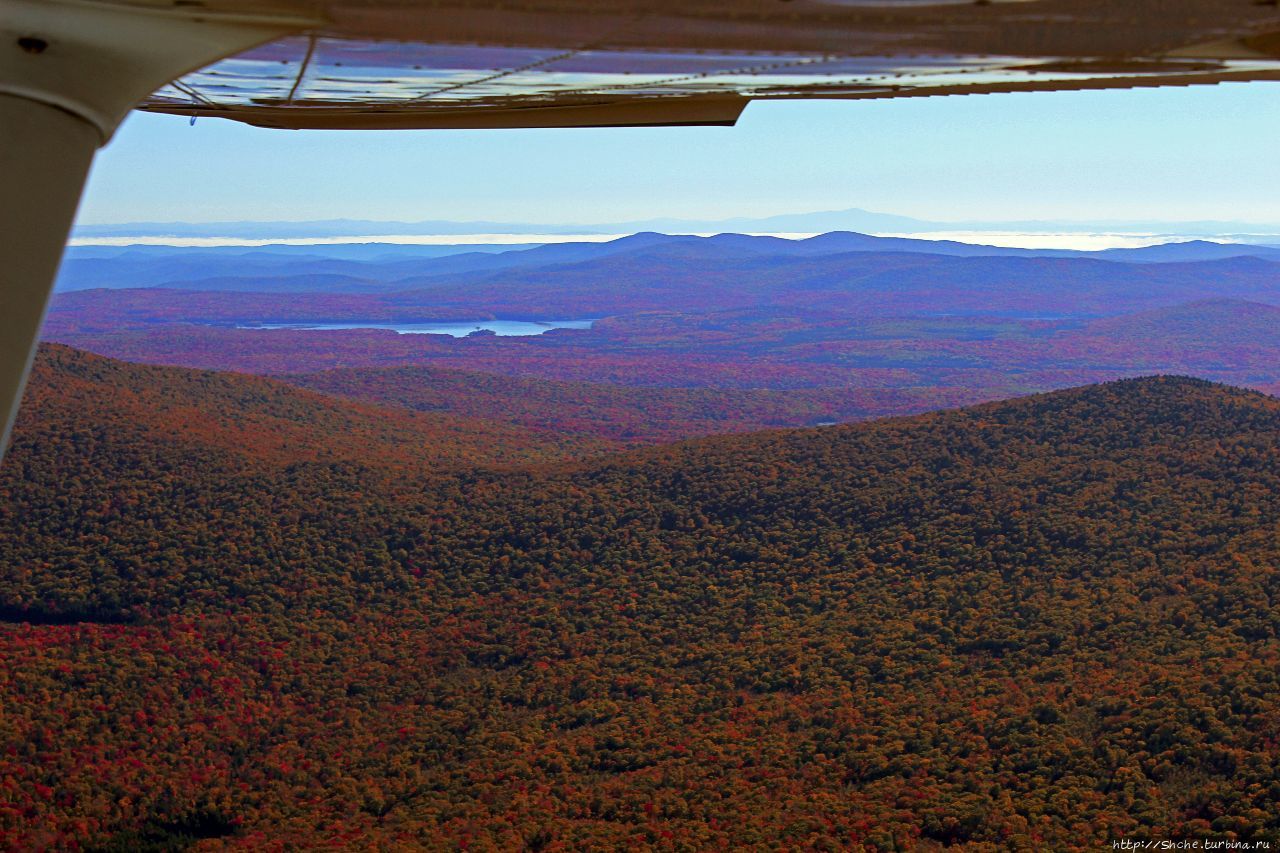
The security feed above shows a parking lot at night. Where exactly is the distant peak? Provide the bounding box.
[613,231,682,241]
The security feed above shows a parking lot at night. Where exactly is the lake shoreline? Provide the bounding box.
[233,319,598,338]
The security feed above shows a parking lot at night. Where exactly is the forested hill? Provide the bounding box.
[4,371,1280,847]
[12,344,608,473]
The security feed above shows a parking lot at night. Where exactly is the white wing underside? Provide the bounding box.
[136,0,1280,129]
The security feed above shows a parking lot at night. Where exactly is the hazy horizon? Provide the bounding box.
[69,205,1280,235]
[65,217,1280,253]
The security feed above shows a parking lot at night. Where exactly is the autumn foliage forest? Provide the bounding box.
[6,233,1280,848]
[44,236,1280,420]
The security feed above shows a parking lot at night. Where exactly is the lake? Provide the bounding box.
[237,319,596,337]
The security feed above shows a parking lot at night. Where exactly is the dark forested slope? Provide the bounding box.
[3,365,1280,848]
[14,344,608,474]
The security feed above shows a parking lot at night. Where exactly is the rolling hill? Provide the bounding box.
[1073,298,1280,349]
[381,249,1280,319]
[3,368,1280,847]
[9,344,609,475]
[1050,299,1280,371]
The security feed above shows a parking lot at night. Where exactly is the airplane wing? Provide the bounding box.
[138,0,1280,130]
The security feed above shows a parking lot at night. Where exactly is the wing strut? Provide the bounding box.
[0,0,310,456]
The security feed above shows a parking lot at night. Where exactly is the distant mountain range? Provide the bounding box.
[71,206,1280,241]
[55,230,1280,293]
[44,226,1280,414]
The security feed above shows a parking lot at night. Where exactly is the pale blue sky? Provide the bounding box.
[75,82,1280,226]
